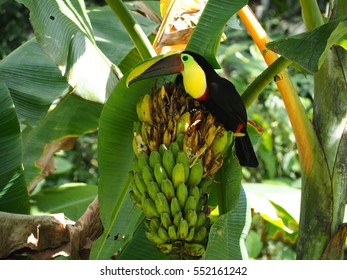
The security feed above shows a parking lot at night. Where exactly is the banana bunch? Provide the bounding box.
[130,83,233,259]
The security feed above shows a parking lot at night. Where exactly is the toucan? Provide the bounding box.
[126,51,258,167]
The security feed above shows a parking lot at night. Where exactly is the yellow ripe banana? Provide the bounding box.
[141,93,153,125]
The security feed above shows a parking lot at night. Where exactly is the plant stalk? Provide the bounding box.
[241,56,292,109]
[299,0,324,30]
[105,0,156,60]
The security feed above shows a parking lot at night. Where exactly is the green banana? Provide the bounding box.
[142,165,154,188]
[176,152,190,181]
[157,227,169,242]
[211,128,228,155]
[189,186,200,201]
[137,152,149,169]
[147,181,160,201]
[129,190,141,208]
[162,149,175,178]
[185,209,197,227]
[161,179,175,201]
[149,217,161,231]
[172,163,186,188]
[158,243,173,254]
[199,176,214,194]
[132,158,141,173]
[149,150,161,168]
[169,141,179,159]
[142,193,160,219]
[173,212,183,227]
[177,218,189,240]
[168,225,177,240]
[154,192,170,215]
[154,163,168,184]
[145,230,165,245]
[195,211,206,229]
[158,143,167,157]
[176,133,185,150]
[187,159,203,187]
[197,194,208,212]
[176,111,190,135]
[186,227,195,242]
[134,172,147,195]
[192,226,207,242]
[170,197,181,218]
[160,212,172,230]
[176,182,188,208]
[130,175,142,200]
[183,243,205,257]
[184,196,198,212]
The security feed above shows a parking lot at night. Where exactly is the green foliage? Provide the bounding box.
[1,0,345,260]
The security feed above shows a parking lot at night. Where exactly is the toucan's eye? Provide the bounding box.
[182,54,189,62]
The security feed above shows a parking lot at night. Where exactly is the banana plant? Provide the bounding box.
[1,0,346,260]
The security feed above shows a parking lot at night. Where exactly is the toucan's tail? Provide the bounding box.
[235,133,258,167]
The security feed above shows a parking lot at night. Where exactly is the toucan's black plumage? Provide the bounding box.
[183,51,258,167]
[126,51,258,167]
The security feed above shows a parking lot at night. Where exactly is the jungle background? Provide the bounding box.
[0,0,345,260]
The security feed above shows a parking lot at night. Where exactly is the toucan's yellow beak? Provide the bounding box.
[126,53,183,87]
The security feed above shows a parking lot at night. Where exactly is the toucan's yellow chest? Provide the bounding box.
[181,63,207,100]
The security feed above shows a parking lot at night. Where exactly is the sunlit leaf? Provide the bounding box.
[17,0,117,103]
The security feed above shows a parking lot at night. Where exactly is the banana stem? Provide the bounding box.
[105,0,156,60]
[299,0,324,30]
[238,5,318,173]
[241,56,292,109]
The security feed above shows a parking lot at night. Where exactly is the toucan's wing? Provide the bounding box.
[207,78,248,132]
[208,78,259,167]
